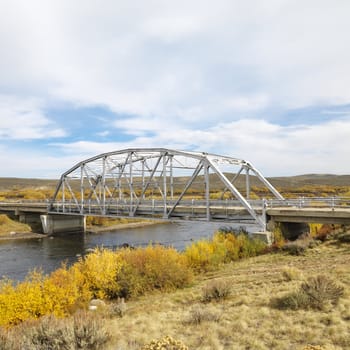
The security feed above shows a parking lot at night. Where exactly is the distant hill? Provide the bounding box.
[0,178,58,191]
[0,174,349,192]
[268,174,350,188]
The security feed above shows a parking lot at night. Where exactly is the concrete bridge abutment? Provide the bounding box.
[40,214,86,235]
[266,218,310,241]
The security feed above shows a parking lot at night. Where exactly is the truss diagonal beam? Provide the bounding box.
[166,161,204,218]
[207,158,265,228]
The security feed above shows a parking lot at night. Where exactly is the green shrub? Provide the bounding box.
[273,275,344,311]
[300,275,344,309]
[21,315,74,350]
[73,311,110,349]
[16,313,110,350]
[184,305,221,325]
[201,279,232,302]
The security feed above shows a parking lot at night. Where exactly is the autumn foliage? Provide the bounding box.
[0,229,267,327]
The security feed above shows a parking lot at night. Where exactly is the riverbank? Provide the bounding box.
[0,231,47,241]
[86,219,169,234]
[0,217,167,241]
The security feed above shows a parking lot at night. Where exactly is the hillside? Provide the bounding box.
[0,177,58,191]
[0,174,350,198]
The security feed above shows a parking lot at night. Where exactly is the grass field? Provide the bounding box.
[107,239,350,349]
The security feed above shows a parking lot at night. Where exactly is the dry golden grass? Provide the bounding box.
[106,241,350,350]
[0,214,31,236]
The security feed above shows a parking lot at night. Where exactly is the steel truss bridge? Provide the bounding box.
[48,148,350,231]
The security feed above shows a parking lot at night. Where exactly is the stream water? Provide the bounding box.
[0,221,257,281]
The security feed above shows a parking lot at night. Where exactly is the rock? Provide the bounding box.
[90,299,106,308]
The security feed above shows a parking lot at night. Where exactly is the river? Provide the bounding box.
[0,221,257,281]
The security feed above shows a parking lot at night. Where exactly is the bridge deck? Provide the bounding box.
[2,198,350,228]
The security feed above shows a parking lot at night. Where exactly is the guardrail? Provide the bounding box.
[48,196,350,217]
[264,197,350,209]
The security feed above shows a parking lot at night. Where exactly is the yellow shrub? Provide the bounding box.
[309,223,323,237]
[118,245,193,297]
[213,232,240,261]
[184,239,226,272]
[185,232,266,272]
[73,248,124,299]
[272,223,285,248]
[0,266,89,327]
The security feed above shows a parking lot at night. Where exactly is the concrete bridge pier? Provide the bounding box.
[40,214,86,235]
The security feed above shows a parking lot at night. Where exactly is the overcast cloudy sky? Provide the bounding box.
[1,0,350,178]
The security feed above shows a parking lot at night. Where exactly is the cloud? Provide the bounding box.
[0,95,66,139]
[1,0,350,123]
[1,1,350,177]
[49,117,350,177]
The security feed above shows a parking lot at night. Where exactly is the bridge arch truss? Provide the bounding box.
[49,148,284,230]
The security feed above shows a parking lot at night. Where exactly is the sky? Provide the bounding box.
[1,0,350,178]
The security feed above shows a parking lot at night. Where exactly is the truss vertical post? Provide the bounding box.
[204,160,210,220]
[129,152,133,216]
[118,165,122,201]
[142,159,145,200]
[62,177,65,213]
[170,155,174,200]
[163,153,167,217]
[80,164,84,214]
[246,167,250,200]
[102,157,106,214]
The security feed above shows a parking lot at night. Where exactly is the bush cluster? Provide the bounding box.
[0,229,266,327]
[0,245,192,327]
[274,275,344,311]
[184,231,266,271]
[0,312,110,350]
[117,245,193,298]
[201,279,232,302]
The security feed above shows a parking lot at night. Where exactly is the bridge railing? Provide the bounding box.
[49,198,267,212]
[265,197,350,209]
[49,196,350,215]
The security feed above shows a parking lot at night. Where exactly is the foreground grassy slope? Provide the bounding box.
[108,240,350,350]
